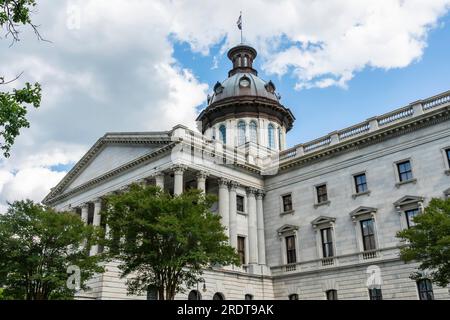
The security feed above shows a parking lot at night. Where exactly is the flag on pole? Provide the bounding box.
[237,13,242,30]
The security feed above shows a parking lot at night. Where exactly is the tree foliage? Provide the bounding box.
[397,198,450,287]
[1,0,43,157]
[0,200,105,300]
[102,184,240,300]
[0,82,41,157]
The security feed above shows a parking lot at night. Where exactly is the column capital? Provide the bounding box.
[80,203,89,209]
[256,190,265,200]
[134,178,148,185]
[246,187,258,196]
[196,171,209,180]
[218,178,230,187]
[172,164,187,174]
[153,171,165,178]
[228,181,239,191]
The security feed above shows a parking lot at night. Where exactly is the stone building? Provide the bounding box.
[43,43,450,300]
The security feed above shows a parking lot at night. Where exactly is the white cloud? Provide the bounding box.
[1,0,449,211]
[0,167,66,212]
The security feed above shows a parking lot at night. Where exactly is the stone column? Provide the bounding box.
[90,199,102,256]
[246,187,258,264]
[155,173,165,190]
[218,178,230,238]
[173,165,186,196]
[81,204,89,224]
[256,190,266,265]
[196,171,208,193]
[228,181,239,249]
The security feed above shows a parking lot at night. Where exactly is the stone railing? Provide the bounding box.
[271,247,400,276]
[278,90,450,162]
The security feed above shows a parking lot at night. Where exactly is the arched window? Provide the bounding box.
[244,294,254,300]
[249,121,257,143]
[326,289,338,300]
[288,293,299,300]
[213,292,225,300]
[188,290,202,300]
[243,55,248,67]
[278,127,282,150]
[238,121,246,145]
[268,123,275,149]
[219,125,226,144]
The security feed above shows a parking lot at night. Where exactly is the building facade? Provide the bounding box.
[43,44,450,300]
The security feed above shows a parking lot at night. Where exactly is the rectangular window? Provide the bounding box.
[282,194,293,212]
[405,208,419,228]
[368,288,383,300]
[285,235,297,264]
[316,184,328,203]
[397,160,413,182]
[360,219,376,251]
[236,195,244,212]
[326,290,338,300]
[321,228,334,258]
[354,173,368,193]
[417,279,434,300]
[446,148,450,168]
[237,236,246,265]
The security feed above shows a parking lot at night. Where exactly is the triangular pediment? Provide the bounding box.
[277,224,299,235]
[311,216,336,227]
[349,206,377,219]
[393,195,424,207]
[43,132,172,204]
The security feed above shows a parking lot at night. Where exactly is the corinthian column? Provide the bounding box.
[246,187,258,264]
[173,165,186,195]
[218,178,230,238]
[80,204,89,224]
[196,171,208,193]
[155,173,165,190]
[90,199,102,256]
[256,190,266,265]
[228,181,239,249]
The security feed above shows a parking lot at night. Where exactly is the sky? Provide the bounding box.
[0,0,449,212]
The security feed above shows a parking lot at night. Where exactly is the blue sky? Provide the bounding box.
[173,12,450,147]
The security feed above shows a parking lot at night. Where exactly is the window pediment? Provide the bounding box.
[349,206,377,221]
[277,224,299,236]
[311,216,336,228]
[393,195,424,208]
[214,81,224,94]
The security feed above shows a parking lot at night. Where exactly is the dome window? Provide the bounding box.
[250,121,258,143]
[268,123,275,149]
[239,76,251,88]
[219,125,227,144]
[238,121,246,146]
[214,81,224,95]
[265,80,276,93]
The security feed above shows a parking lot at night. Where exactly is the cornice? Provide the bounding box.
[197,96,295,132]
[278,106,450,173]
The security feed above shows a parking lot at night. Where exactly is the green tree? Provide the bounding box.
[0,200,105,300]
[102,184,240,300]
[1,0,43,157]
[397,198,450,287]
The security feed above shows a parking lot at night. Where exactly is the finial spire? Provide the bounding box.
[237,11,243,44]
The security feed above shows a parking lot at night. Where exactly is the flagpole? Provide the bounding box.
[240,11,243,44]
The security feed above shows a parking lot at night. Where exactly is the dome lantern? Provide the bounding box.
[227,44,258,77]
